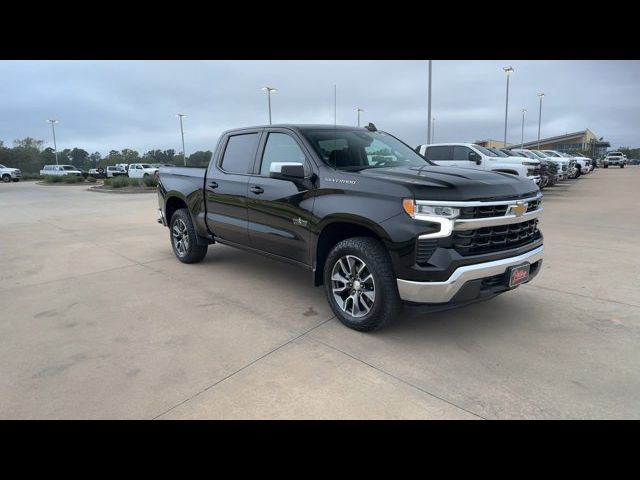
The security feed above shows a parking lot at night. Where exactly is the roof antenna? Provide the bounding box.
[365,122,377,132]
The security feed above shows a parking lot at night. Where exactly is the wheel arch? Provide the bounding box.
[165,194,188,225]
[313,215,391,286]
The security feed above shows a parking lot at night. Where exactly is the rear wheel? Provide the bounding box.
[621,164,625,169]
[169,208,208,263]
[324,237,401,332]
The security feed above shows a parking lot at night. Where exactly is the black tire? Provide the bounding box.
[2,175,10,183]
[169,208,208,264]
[621,164,625,169]
[604,164,608,168]
[575,167,581,178]
[323,236,402,332]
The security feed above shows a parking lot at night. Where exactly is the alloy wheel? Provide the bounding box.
[331,255,375,318]
[172,219,190,256]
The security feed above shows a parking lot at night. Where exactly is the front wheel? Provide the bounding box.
[621,164,625,169]
[169,208,208,263]
[324,237,402,332]
[2,175,10,183]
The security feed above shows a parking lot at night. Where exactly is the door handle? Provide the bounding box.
[250,186,264,194]
[208,181,218,189]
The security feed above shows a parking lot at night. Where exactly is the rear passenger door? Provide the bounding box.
[246,129,316,265]
[425,145,453,166]
[204,131,262,246]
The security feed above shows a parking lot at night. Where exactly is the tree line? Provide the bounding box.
[0,138,213,175]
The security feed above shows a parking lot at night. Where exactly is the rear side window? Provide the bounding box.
[426,146,451,161]
[221,133,260,174]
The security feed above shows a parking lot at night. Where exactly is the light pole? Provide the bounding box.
[520,109,527,149]
[177,114,187,166]
[427,60,432,144]
[431,117,436,143]
[262,86,277,125]
[503,65,514,147]
[537,93,545,150]
[355,108,364,127]
[46,119,59,165]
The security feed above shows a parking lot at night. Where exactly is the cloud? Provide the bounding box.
[0,60,638,154]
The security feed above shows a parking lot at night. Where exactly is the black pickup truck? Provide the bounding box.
[157,124,544,331]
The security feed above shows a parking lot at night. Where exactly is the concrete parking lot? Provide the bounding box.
[1,169,639,419]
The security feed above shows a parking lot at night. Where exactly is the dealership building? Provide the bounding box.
[477,128,610,158]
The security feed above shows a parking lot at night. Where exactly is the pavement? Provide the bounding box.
[1,169,639,419]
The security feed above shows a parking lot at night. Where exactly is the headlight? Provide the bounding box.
[402,199,460,219]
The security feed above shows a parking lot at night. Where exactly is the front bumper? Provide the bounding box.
[397,245,543,304]
[528,175,541,185]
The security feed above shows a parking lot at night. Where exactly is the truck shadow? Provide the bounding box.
[198,244,530,338]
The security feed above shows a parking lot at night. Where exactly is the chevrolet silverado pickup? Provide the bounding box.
[157,124,544,331]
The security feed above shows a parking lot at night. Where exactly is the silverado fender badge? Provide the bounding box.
[293,217,308,227]
[509,202,527,217]
[324,177,357,185]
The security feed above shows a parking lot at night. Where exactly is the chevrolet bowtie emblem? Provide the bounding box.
[510,203,527,217]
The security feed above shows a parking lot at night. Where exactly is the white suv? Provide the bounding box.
[40,165,83,176]
[0,164,21,182]
[416,143,537,184]
[127,163,159,178]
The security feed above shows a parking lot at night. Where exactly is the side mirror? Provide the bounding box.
[469,152,482,165]
[269,162,305,180]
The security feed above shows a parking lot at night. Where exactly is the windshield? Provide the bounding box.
[508,150,527,158]
[487,148,510,157]
[0,165,4,168]
[302,129,431,170]
[528,150,546,159]
[543,151,561,157]
[472,145,497,157]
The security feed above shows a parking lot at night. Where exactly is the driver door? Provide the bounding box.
[247,129,316,265]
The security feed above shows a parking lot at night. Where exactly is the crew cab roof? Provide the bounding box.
[221,124,369,136]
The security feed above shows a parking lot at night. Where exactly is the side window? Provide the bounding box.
[426,146,451,161]
[452,146,473,161]
[220,133,260,174]
[260,133,307,176]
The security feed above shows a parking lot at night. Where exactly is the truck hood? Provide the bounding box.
[355,165,539,201]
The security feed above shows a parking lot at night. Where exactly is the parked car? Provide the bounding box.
[520,150,570,180]
[604,152,626,168]
[484,147,542,185]
[415,143,538,185]
[0,164,22,182]
[503,149,555,189]
[40,165,83,177]
[88,168,106,179]
[106,166,127,178]
[551,151,592,177]
[128,163,159,178]
[158,124,544,332]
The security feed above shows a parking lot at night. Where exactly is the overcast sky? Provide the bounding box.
[1,60,638,155]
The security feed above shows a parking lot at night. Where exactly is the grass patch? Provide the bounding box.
[63,175,84,184]
[86,176,97,183]
[110,176,129,188]
[44,175,63,183]
[128,177,141,187]
[143,175,158,187]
